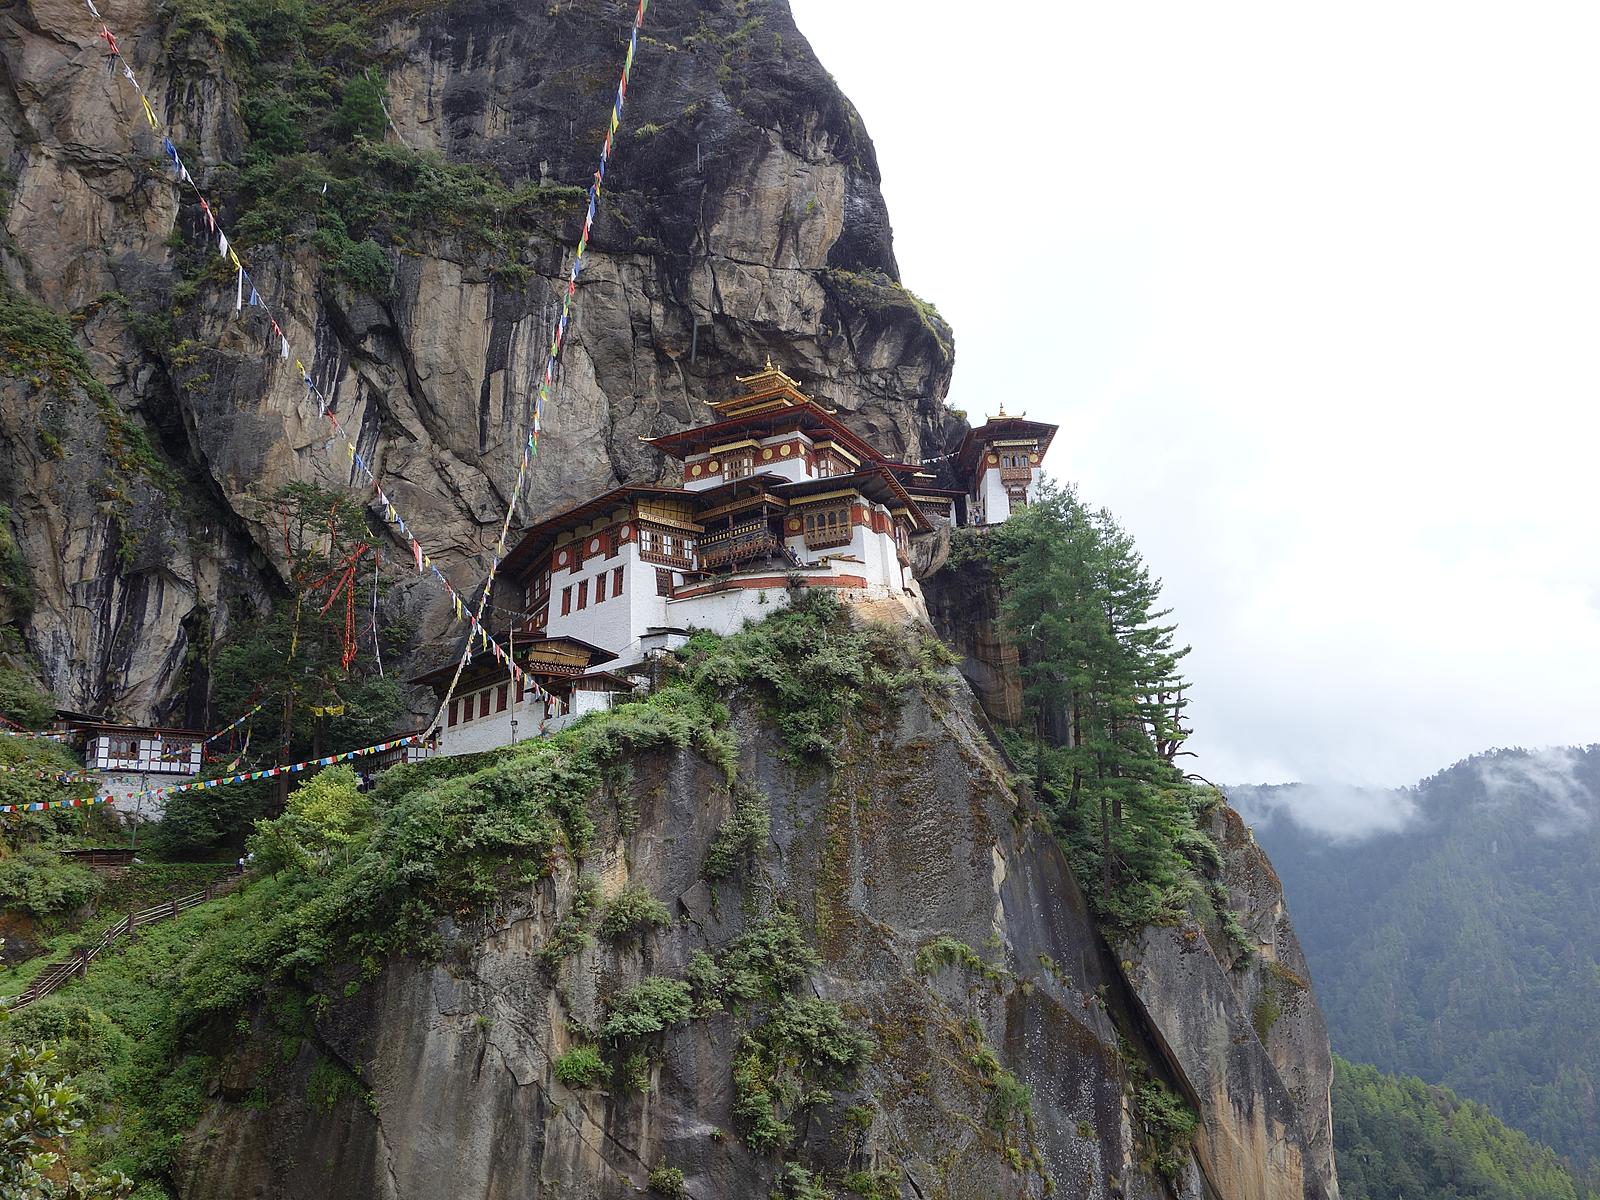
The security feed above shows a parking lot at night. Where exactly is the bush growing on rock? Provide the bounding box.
[597,886,671,941]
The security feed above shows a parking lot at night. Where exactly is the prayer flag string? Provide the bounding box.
[82,7,557,716]
[431,0,650,738]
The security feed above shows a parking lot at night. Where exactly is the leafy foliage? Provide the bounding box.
[0,667,52,729]
[686,913,871,1151]
[552,1045,605,1089]
[702,783,770,881]
[674,590,952,766]
[768,1163,834,1200]
[0,998,131,1199]
[647,1164,686,1197]
[0,847,101,919]
[1334,1057,1591,1200]
[596,885,671,941]
[600,977,693,1042]
[1132,1079,1197,1183]
[967,486,1233,939]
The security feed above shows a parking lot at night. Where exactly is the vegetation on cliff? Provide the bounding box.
[0,591,947,1195]
[150,483,407,860]
[952,484,1237,949]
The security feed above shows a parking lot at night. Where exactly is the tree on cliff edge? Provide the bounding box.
[985,482,1195,910]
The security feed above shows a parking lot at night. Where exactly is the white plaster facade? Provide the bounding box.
[84,730,203,775]
[437,675,620,755]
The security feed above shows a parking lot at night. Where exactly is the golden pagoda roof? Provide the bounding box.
[712,357,835,417]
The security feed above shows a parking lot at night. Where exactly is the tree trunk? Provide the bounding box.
[1099,790,1112,903]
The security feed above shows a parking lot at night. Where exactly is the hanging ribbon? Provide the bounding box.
[80,0,654,730]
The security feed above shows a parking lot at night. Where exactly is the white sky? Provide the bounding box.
[789,1,1600,787]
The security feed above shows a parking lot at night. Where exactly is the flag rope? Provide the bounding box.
[0,733,426,813]
[77,0,652,747]
[429,0,650,738]
[80,0,557,715]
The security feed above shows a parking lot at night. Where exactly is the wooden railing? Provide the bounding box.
[6,877,236,1011]
[998,465,1034,484]
[699,526,779,569]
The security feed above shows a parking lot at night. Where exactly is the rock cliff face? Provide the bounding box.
[6,2,1344,1194]
[1,0,958,719]
[174,659,1335,1200]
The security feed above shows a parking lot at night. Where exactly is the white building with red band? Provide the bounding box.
[413,363,1057,752]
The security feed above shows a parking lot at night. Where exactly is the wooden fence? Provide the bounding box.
[6,878,234,1011]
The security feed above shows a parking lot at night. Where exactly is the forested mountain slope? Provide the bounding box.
[1333,1058,1592,1200]
[1232,747,1600,1185]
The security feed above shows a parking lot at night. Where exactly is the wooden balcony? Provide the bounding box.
[639,545,695,569]
[998,465,1034,484]
[699,523,780,569]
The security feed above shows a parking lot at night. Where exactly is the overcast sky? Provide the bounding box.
[789,1,1600,788]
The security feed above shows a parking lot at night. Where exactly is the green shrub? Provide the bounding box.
[0,666,53,729]
[841,1168,900,1200]
[553,1045,606,1088]
[647,1163,686,1197]
[1134,1079,1197,1182]
[600,977,693,1042]
[597,885,671,941]
[770,1163,834,1200]
[539,874,598,970]
[0,846,102,917]
[914,936,1002,981]
[987,1069,1032,1133]
[703,785,770,881]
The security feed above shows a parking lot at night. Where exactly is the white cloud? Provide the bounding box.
[791,0,1600,785]
[1226,782,1419,843]
[1476,747,1595,836]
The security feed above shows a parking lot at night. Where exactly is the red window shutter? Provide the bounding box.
[480,692,491,719]
[561,587,571,616]
[462,697,473,722]
[578,581,588,609]
[497,684,508,712]
[595,572,606,603]
[613,565,624,595]
[448,699,458,727]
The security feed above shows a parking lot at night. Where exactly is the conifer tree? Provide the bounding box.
[987,481,1194,907]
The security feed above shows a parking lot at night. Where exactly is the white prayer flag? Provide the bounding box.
[218,231,230,259]
[236,266,243,314]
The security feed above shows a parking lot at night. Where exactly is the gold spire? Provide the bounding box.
[734,357,799,391]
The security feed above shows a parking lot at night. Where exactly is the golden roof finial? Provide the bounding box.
[765,354,774,370]
[996,401,1008,418]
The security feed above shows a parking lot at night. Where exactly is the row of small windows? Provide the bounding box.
[561,565,625,616]
[447,682,510,727]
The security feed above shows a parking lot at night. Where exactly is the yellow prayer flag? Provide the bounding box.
[141,95,157,127]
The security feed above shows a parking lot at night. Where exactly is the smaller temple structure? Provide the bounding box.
[954,406,1058,526]
[57,716,205,820]
[410,635,629,756]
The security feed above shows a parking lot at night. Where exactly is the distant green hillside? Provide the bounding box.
[1335,1058,1591,1200]
[1234,747,1600,1186]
